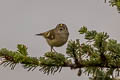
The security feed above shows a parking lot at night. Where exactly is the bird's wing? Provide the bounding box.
[44,29,55,40]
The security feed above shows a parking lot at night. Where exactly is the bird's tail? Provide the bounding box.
[36,33,44,36]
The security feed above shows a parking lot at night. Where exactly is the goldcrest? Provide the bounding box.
[36,23,69,52]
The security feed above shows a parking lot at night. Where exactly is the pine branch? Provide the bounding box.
[0,26,120,79]
[105,0,120,13]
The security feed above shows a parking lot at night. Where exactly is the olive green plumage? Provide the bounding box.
[36,24,69,52]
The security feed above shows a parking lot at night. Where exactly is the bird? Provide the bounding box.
[36,23,69,52]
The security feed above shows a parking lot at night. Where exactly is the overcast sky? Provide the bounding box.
[0,0,120,80]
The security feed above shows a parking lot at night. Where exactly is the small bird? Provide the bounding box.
[36,23,69,52]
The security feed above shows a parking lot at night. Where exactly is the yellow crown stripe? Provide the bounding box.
[60,24,63,27]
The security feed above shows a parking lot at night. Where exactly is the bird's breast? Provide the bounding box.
[46,33,69,47]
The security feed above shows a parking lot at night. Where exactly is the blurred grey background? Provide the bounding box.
[0,0,120,80]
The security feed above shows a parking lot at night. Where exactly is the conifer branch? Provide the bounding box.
[0,26,120,79]
[105,0,120,13]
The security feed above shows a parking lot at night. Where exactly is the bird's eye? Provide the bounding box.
[60,28,63,31]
